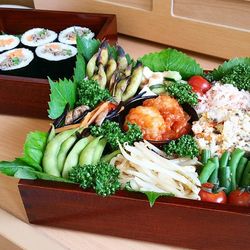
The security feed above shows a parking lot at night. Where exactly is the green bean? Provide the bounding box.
[42,129,77,177]
[208,156,219,184]
[79,136,102,167]
[199,160,216,184]
[92,138,107,164]
[219,151,230,169]
[201,149,211,165]
[241,161,250,187]
[62,135,93,178]
[47,125,55,143]
[101,149,121,163]
[228,148,245,191]
[57,135,77,173]
[236,157,248,185]
[219,166,231,194]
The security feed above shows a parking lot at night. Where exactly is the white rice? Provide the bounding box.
[195,82,250,115]
[0,34,20,52]
[58,26,94,45]
[35,42,77,61]
[21,28,57,47]
[0,48,34,71]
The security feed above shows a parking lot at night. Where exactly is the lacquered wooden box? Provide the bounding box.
[0,8,117,118]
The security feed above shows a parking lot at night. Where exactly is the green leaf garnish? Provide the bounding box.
[48,77,77,119]
[140,48,203,79]
[18,131,47,171]
[73,53,86,84]
[208,57,250,81]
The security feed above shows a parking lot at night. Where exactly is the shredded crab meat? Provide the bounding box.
[111,141,201,200]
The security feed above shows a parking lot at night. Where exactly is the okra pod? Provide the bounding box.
[236,157,248,185]
[228,148,245,191]
[219,151,230,169]
[208,156,219,184]
[201,149,211,165]
[241,161,250,187]
[219,166,231,194]
[199,160,216,184]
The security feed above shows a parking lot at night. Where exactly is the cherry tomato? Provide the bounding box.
[228,189,250,207]
[199,183,227,204]
[188,76,212,95]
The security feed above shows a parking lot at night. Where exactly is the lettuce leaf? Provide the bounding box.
[48,78,77,119]
[18,131,47,172]
[208,57,250,81]
[140,48,203,79]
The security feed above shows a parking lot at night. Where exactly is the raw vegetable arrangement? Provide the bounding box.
[0,36,249,207]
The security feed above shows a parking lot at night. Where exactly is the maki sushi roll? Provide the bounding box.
[58,26,94,45]
[21,28,57,48]
[0,48,35,77]
[35,42,77,79]
[0,34,20,53]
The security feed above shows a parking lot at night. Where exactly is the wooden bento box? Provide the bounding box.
[0,8,117,118]
[0,8,249,250]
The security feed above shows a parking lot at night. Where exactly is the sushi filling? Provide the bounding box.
[43,44,72,57]
[0,50,24,70]
[27,29,50,43]
[0,35,20,52]
[65,28,92,41]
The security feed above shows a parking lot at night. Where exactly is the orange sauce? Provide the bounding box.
[0,38,14,47]
[124,95,191,141]
[8,49,23,58]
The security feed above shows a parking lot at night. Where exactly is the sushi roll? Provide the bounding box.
[35,42,77,79]
[21,28,57,48]
[0,48,35,77]
[58,26,94,45]
[0,34,20,53]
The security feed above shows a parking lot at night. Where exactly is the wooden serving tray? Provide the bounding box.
[0,8,117,118]
[18,179,250,250]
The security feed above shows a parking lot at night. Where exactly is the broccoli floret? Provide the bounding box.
[163,135,199,159]
[76,79,111,108]
[165,81,198,106]
[69,162,121,197]
[220,64,250,91]
[90,120,142,149]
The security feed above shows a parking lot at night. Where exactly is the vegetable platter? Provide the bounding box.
[0,8,117,118]
[1,31,250,249]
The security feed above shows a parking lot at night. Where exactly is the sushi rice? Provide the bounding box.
[35,42,77,61]
[21,28,57,47]
[58,26,94,45]
[0,48,34,71]
[0,34,20,53]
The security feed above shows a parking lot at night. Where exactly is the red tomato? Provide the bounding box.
[188,76,212,95]
[199,183,227,204]
[228,189,250,207]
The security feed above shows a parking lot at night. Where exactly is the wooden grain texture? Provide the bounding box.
[0,174,28,222]
[19,179,250,250]
[34,0,250,59]
[173,0,250,30]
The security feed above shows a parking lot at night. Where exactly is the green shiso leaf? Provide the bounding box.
[73,53,86,84]
[0,158,74,183]
[77,36,101,61]
[48,77,77,119]
[140,48,203,79]
[126,185,173,207]
[208,57,250,81]
[18,131,47,172]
